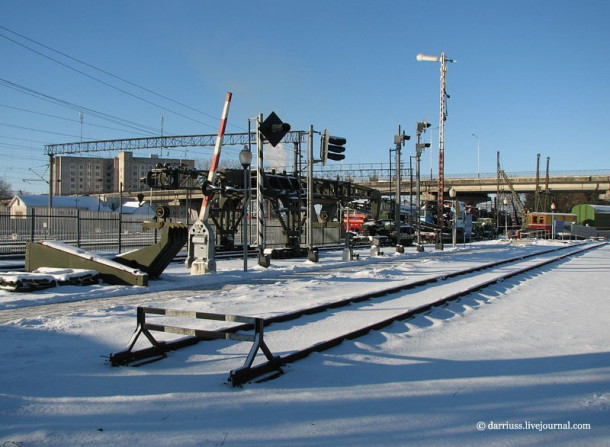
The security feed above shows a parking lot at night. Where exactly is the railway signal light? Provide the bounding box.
[417,121,432,134]
[394,131,410,146]
[416,142,430,155]
[259,112,291,147]
[321,129,347,164]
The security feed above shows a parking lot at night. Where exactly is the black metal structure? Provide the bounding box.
[143,164,383,257]
[109,306,281,386]
[44,132,307,156]
[44,131,309,209]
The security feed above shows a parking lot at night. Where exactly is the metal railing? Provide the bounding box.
[0,209,158,255]
[312,163,610,183]
[1,208,344,256]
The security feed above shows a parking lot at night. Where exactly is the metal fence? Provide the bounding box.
[0,209,158,255]
[1,207,344,256]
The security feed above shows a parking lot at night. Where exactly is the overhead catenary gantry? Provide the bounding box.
[44,132,307,156]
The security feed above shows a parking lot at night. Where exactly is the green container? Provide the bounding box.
[571,204,610,230]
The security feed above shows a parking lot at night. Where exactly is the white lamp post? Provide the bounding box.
[239,145,253,272]
[472,133,480,178]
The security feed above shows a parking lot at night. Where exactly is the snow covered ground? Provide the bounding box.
[1,240,608,446]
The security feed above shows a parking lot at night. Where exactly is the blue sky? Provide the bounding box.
[1,0,609,194]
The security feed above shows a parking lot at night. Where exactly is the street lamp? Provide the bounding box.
[503,196,509,239]
[239,145,253,272]
[417,52,456,251]
[472,133,480,178]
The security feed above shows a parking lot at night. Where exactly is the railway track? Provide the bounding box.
[0,244,349,272]
[239,241,604,384]
[106,241,606,386]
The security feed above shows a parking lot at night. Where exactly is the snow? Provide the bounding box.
[0,240,609,446]
[32,267,99,282]
[39,241,145,275]
[10,194,113,212]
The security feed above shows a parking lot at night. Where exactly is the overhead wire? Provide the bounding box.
[0,25,246,132]
[0,104,158,137]
[0,77,161,136]
[0,25,255,192]
[0,121,81,139]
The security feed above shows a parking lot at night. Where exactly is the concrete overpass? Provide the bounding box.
[315,166,610,204]
[112,169,610,211]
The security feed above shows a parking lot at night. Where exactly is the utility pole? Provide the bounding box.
[436,52,448,249]
[545,156,550,210]
[79,112,84,142]
[496,150,500,233]
[417,52,456,250]
[307,125,318,262]
[48,154,54,210]
[395,125,402,251]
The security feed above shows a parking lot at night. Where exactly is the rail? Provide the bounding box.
[239,242,605,384]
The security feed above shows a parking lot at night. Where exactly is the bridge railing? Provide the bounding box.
[312,164,610,183]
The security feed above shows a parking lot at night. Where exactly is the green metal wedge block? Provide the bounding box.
[26,241,148,286]
[113,223,188,279]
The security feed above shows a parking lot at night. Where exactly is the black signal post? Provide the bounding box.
[256,112,291,268]
[393,125,410,253]
[415,120,431,252]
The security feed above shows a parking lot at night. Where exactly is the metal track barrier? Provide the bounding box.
[109,306,282,386]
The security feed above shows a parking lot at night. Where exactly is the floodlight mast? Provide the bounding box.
[416,52,456,250]
[416,54,439,62]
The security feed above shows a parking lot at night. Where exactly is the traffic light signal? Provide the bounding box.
[321,129,347,164]
[259,112,291,147]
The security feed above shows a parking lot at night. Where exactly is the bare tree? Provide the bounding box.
[0,178,13,199]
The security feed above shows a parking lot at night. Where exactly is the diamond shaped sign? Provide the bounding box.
[259,112,291,147]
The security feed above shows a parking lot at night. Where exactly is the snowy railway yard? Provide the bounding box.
[1,240,609,446]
